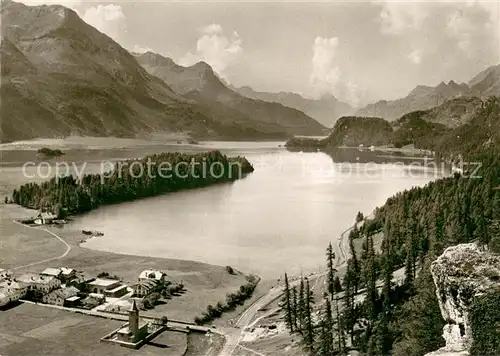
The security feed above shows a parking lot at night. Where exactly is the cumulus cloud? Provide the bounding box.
[20,1,127,42]
[378,0,429,35]
[81,4,126,41]
[130,45,153,54]
[376,0,499,62]
[408,49,422,64]
[179,24,243,78]
[308,37,368,107]
[20,0,82,6]
[309,37,341,96]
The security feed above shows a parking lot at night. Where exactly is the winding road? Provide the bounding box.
[218,214,372,356]
[11,220,72,271]
[219,215,372,356]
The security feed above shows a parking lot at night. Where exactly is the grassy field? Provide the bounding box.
[0,303,189,356]
[0,202,254,323]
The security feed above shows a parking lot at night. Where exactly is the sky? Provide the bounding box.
[18,0,500,107]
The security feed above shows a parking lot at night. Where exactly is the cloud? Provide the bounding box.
[377,0,429,35]
[130,45,153,54]
[20,0,82,6]
[408,49,422,64]
[81,4,125,41]
[376,0,499,61]
[309,37,341,96]
[179,24,243,78]
[308,36,369,107]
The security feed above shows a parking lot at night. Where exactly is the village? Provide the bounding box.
[0,264,193,349]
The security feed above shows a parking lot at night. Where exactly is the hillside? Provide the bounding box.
[323,116,393,147]
[232,85,354,128]
[135,52,326,137]
[286,96,495,152]
[356,64,500,121]
[391,111,448,149]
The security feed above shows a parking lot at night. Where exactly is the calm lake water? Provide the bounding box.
[0,140,444,278]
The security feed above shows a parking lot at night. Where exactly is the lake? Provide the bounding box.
[0,140,438,279]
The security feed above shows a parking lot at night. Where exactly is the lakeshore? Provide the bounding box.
[0,140,445,355]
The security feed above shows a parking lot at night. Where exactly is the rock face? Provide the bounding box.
[426,243,500,356]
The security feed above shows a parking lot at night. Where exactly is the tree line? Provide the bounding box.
[11,150,254,217]
[194,275,259,325]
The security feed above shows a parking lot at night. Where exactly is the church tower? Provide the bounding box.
[128,299,139,339]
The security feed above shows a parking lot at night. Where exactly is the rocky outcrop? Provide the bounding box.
[426,243,500,356]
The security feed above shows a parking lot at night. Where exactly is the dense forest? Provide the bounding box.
[11,150,254,217]
[280,97,500,355]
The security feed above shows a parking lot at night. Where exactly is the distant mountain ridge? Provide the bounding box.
[135,52,326,137]
[286,95,491,152]
[230,85,355,128]
[356,65,500,121]
[0,0,324,143]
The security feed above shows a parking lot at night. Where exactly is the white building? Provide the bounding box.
[41,268,62,278]
[34,212,56,225]
[0,269,11,281]
[0,280,28,307]
[88,278,121,295]
[17,273,61,294]
[60,267,76,280]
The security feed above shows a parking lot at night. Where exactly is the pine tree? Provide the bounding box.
[281,273,294,332]
[364,234,378,323]
[349,227,361,293]
[298,277,306,334]
[343,263,357,345]
[318,296,334,356]
[303,278,315,353]
[326,242,337,297]
[404,218,417,288]
[333,276,342,293]
[335,296,346,352]
[292,286,298,332]
[476,200,490,246]
[434,208,445,255]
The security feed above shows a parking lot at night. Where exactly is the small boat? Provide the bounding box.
[82,230,93,235]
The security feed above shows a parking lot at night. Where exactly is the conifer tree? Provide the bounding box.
[318,296,334,356]
[298,277,306,334]
[335,296,346,352]
[326,242,337,297]
[476,200,490,246]
[292,286,298,331]
[364,234,378,323]
[348,228,361,293]
[343,263,357,345]
[303,278,315,353]
[281,273,294,332]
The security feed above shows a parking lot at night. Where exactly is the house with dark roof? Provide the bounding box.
[132,280,158,298]
[42,286,80,306]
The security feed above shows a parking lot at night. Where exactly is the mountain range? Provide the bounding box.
[0,0,324,143]
[355,65,500,121]
[134,52,325,138]
[1,0,499,144]
[231,86,355,128]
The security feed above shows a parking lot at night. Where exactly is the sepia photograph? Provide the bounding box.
[0,0,499,355]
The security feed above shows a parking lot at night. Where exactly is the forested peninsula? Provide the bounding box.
[11,150,254,217]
